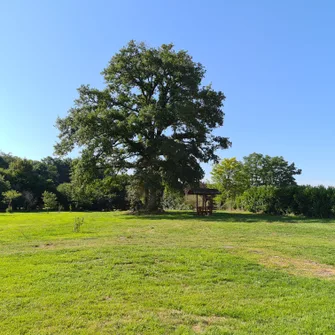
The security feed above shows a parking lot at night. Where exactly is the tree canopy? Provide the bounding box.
[0,151,129,212]
[243,153,301,187]
[2,190,21,209]
[211,153,302,206]
[211,157,248,203]
[55,41,230,211]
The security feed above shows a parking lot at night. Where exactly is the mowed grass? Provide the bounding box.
[1,212,335,334]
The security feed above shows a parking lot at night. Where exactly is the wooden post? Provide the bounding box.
[196,194,198,215]
[202,195,205,215]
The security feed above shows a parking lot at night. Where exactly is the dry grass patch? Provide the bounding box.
[234,248,335,279]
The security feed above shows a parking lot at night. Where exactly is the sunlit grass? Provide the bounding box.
[1,211,335,334]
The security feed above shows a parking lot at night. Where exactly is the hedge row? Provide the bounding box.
[236,185,335,218]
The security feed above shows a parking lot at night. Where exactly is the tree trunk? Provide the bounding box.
[145,186,163,212]
[140,167,164,212]
[144,187,149,209]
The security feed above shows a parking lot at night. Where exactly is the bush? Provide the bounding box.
[237,185,335,218]
[162,189,191,210]
[237,186,279,214]
[292,185,335,218]
[73,217,84,233]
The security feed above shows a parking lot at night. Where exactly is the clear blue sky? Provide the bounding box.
[1,0,334,185]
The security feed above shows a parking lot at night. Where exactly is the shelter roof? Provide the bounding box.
[187,188,221,195]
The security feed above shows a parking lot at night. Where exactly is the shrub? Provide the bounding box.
[237,185,335,218]
[293,185,334,218]
[237,186,279,214]
[73,217,84,233]
[162,189,191,210]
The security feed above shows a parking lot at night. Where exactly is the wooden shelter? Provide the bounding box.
[187,188,221,216]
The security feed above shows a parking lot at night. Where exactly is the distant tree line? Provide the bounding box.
[3,150,334,218]
[211,153,335,218]
[0,152,129,212]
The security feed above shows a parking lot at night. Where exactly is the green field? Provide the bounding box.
[1,211,335,334]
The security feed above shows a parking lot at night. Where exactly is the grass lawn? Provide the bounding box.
[1,211,335,334]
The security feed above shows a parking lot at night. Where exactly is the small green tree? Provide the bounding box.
[211,157,249,204]
[2,190,21,211]
[42,191,58,211]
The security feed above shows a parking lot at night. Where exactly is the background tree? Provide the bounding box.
[243,153,301,187]
[55,41,230,211]
[22,191,37,211]
[0,175,11,202]
[211,157,248,203]
[2,190,21,211]
[66,158,130,210]
[42,191,58,211]
[56,183,73,210]
[6,158,54,202]
[38,157,72,185]
[0,152,128,212]
[0,152,16,169]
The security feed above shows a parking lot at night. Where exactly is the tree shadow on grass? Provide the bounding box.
[126,211,335,224]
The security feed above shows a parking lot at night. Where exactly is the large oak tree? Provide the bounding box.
[55,41,230,211]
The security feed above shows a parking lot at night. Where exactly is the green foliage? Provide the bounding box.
[211,153,301,212]
[73,217,84,233]
[211,157,248,204]
[56,182,73,209]
[69,159,130,211]
[0,152,129,212]
[42,191,58,211]
[2,190,21,210]
[292,185,335,218]
[39,156,72,185]
[237,186,279,214]
[55,41,230,211]
[162,188,190,210]
[0,175,11,209]
[0,151,16,168]
[243,153,302,187]
[0,175,10,193]
[212,154,302,210]
[237,185,335,218]
[126,178,144,211]
[0,153,73,211]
